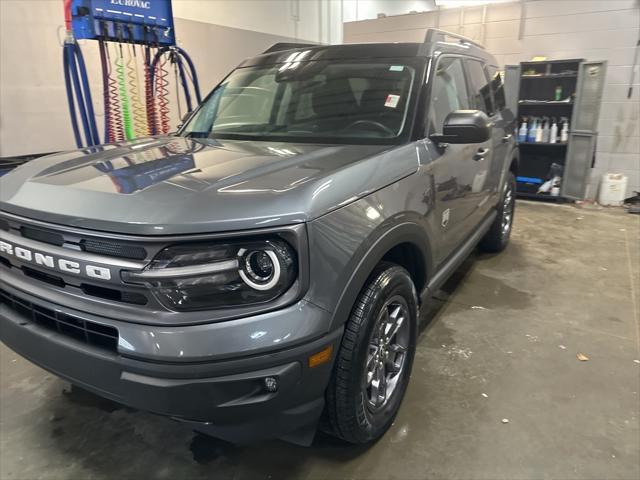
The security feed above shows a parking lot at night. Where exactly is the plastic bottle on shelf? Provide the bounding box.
[542,117,550,143]
[528,117,537,143]
[549,118,558,144]
[535,118,543,143]
[518,118,528,142]
[560,118,569,142]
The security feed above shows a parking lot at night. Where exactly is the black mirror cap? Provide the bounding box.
[431,110,492,144]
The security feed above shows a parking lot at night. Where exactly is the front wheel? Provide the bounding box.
[479,172,516,253]
[324,263,417,444]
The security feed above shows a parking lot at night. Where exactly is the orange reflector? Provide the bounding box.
[308,345,333,368]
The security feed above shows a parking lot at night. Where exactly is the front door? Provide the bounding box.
[424,55,488,263]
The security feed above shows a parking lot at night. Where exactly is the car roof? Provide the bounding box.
[239,29,498,68]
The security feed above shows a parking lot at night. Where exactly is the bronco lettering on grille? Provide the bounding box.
[0,240,112,281]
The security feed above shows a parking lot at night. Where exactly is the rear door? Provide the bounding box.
[421,55,487,262]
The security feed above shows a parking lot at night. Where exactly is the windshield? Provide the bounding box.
[181,58,422,144]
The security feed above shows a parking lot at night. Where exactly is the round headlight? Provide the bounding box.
[238,249,281,291]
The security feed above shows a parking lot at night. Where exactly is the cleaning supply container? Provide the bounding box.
[598,173,628,206]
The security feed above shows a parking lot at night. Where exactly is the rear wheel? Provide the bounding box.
[479,171,516,253]
[324,263,417,444]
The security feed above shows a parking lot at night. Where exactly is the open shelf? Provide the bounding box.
[515,58,584,201]
[518,142,568,147]
[519,101,573,106]
[516,191,566,202]
[521,73,577,79]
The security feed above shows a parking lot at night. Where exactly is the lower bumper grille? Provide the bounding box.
[0,289,119,352]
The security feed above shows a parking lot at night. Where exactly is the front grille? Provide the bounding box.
[0,289,119,352]
[80,283,148,305]
[7,220,148,261]
[22,266,66,288]
[21,226,64,246]
[80,238,147,260]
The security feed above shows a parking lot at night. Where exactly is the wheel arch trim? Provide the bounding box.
[328,221,433,330]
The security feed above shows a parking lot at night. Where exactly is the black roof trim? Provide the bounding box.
[263,42,319,54]
[241,29,496,67]
[424,28,484,49]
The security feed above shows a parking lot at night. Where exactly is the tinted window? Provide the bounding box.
[183,60,419,144]
[486,65,506,112]
[430,57,470,133]
[466,60,495,116]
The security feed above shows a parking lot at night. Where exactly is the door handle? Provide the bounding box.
[502,134,512,143]
[473,147,490,161]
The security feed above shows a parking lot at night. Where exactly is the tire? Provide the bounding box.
[479,171,516,253]
[324,262,418,444]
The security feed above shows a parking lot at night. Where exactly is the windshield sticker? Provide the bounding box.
[389,65,404,72]
[384,94,400,108]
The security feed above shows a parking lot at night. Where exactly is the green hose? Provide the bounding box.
[117,45,134,140]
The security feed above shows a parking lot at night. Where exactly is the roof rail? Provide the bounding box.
[424,28,484,49]
[262,42,319,54]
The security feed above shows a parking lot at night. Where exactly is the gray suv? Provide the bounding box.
[0,30,517,446]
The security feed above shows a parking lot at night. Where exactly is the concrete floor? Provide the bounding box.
[1,201,639,480]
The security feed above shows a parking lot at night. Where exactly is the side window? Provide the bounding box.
[485,65,506,112]
[430,57,470,133]
[466,60,495,116]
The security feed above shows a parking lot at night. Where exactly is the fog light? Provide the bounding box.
[264,376,278,393]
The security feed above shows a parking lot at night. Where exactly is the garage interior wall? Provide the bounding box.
[0,0,341,158]
[344,0,640,199]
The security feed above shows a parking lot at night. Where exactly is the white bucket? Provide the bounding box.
[598,173,628,206]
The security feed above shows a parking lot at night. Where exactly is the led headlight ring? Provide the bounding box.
[238,248,281,291]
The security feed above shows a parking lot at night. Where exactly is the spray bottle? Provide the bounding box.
[560,117,569,143]
[542,117,550,143]
[549,118,558,144]
[528,117,537,143]
[518,118,528,142]
[535,117,544,143]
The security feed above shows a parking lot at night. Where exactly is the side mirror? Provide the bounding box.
[430,110,491,144]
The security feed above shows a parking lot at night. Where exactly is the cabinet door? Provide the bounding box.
[562,132,596,199]
[503,64,521,120]
[572,61,607,132]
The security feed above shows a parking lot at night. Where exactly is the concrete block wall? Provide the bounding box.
[344,0,640,199]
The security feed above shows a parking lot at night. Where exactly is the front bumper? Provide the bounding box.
[0,286,342,444]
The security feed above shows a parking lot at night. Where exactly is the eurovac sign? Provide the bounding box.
[109,0,152,8]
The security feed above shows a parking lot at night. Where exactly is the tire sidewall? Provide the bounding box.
[350,267,418,442]
[499,172,516,246]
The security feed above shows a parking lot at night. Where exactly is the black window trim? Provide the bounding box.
[463,57,498,118]
[423,53,474,137]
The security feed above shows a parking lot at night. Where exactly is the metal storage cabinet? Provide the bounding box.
[564,61,607,199]
[504,59,607,201]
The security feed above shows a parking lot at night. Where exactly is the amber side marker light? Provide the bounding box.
[308,345,333,368]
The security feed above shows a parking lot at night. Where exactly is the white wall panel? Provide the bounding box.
[525,0,638,18]
[597,136,640,154]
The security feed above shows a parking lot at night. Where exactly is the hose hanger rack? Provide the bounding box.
[63,0,200,148]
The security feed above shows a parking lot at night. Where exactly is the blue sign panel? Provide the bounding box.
[71,0,175,45]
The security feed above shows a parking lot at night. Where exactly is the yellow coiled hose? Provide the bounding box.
[126,44,148,138]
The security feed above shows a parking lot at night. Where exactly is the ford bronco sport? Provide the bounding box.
[0,29,518,446]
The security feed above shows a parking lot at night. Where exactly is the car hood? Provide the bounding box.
[0,136,418,235]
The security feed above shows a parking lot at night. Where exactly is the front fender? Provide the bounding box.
[304,173,436,332]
